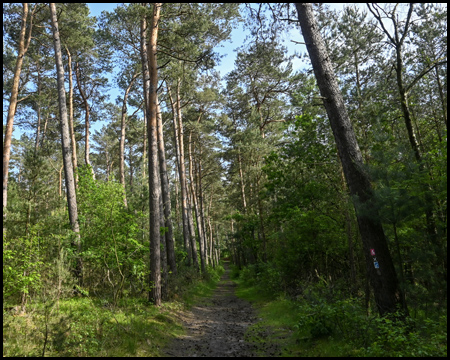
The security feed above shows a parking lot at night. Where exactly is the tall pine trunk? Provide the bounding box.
[50,2,82,283]
[296,3,406,317]
[188,130,206,273]
[146,2,162,306]
[167,84,192,264]
[156,96,177,275]
[177,82,198,270]
[197,147,209,265]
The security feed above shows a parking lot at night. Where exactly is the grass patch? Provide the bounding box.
[3,296,184,357]
[234,278,304,356]
[3,263,225,357]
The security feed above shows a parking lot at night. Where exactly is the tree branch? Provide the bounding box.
[405,58,447,94]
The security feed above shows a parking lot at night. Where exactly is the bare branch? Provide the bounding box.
[405,58,448,94]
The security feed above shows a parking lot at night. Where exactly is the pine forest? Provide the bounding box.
[3,3,447,357]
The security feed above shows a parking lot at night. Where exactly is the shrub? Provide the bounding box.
[360,313,447,357]
[294,294,367,341]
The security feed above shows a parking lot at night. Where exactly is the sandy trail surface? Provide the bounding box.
[163,263,268,357]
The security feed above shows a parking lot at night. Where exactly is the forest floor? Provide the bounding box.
[162,262,282,357]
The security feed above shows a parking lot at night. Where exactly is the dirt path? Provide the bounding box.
[163,263,264,357]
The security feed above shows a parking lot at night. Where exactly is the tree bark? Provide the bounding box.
[296,3,406,317]
[159,177,168,300]
[167,82,193,266]
[66,46,78,187]
[237,149,247,213]
[3,3,33,219]
[156,96,177,275]
[176,82,198,269]
[140,7,149,181]
[187,188,199,271]
[33,64,42,153]
[50,2,82,283]
[207,190,214,266]
[146,2,162,306]
[197,146,209,265]
[189,129,206,273]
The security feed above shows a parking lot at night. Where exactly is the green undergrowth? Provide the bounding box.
[232,264,447,357]
[3,263,224,357]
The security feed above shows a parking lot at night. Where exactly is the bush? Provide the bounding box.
[229,264,240,280]
[237,261,283,294]
[238,264,258,286]
[293,284,447,357]
[76,166,146,299]
[3,230,44,301]
[360,313,447,357]
[294,293,367,341]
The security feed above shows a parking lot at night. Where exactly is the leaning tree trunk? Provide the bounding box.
[146,2,162,306]
[50,2,82,283]
[296,3,406,317]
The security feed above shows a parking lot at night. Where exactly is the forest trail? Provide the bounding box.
[163,263,278,357]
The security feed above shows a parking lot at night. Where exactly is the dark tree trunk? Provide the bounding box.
[296,3,406,317]
[50,2,82,283]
